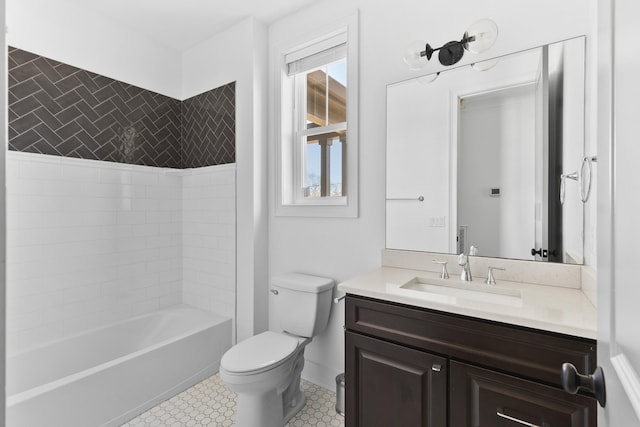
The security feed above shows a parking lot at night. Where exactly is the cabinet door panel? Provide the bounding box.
[450,361,596,427]
[346,331,447,427]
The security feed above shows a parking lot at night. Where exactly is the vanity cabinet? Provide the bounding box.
[345,295,597,427]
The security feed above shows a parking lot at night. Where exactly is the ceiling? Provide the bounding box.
[78,0,318,51]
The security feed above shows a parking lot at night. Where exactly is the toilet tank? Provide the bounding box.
[271,273,335,338]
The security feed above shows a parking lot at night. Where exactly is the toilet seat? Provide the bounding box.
[221,331,301,375]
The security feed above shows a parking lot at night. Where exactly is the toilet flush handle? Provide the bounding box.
[270,289,279,295]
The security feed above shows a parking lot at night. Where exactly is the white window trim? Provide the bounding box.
[272,11,359,218]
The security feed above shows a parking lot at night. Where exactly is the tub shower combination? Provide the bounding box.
[6,46,238,426]
[6,152,237,426]
[7,306,231,427]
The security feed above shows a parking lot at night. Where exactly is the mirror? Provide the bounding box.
[386,37,586,264]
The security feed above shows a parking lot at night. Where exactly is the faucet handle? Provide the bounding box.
[486,266,506,285]
[432,260,449,279]
[458,253,467,266]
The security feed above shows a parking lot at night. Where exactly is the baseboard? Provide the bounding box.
[301,359,342,393]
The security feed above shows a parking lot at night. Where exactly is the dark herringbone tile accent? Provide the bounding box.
[181,82,235,168]
[8,47,182,168]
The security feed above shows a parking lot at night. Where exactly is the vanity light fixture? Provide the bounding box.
[403,19,499,70]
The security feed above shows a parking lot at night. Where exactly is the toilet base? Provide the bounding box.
[235,389,282,427]
[233,388,306,427]
[227,349,309,427]
[283,389,306,424]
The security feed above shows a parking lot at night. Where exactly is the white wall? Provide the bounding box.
[6,0,181,98]
[182,165,236,335]
[182,17,269,343]
[269,0,591,389]
[584,2,599,270]
[6,152,183,354]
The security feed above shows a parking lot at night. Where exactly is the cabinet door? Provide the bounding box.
[345,331,447,427]
[450,361,596,427]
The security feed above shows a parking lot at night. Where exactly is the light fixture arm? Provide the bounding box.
[419,35,476,60]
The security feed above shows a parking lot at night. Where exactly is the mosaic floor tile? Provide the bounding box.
[121,374,344,427]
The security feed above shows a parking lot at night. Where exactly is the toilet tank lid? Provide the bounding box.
[272,273,334,293]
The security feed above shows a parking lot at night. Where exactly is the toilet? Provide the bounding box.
[219,273,335,427]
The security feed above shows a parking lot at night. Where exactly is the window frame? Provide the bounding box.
[273,12,359,218]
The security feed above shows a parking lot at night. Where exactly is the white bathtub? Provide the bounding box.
[6,305,232,427]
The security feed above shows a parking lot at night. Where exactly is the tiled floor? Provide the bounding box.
[121,374,345,427]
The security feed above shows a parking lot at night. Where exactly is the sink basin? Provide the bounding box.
[391,276,522,307]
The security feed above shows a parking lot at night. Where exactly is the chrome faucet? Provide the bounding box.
[458,253,472,281]
[432,260,450,279]
[486,266,506,285]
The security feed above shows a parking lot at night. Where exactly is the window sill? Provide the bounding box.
[275,199,357,218]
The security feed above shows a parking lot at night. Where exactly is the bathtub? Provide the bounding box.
[6,305,232,427]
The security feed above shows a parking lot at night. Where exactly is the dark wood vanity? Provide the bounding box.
[345,294,597,426]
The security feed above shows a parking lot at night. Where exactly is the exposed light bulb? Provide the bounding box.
[464,19,499,54]
[403,40,428,71]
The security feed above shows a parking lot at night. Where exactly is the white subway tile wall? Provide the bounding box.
[182,166,236,335]
[6,151,237,354]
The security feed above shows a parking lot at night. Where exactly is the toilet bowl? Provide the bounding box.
[220,331,310,427]
[219,273,335,427]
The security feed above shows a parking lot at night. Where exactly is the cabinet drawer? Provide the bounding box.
[346,295,596,389]
[450,361,596,427]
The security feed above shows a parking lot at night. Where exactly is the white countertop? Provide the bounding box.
[338,266,598,339]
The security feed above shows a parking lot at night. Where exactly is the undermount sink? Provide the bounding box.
[391,276,523,307]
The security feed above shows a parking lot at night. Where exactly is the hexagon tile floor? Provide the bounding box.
[121,374,345,427]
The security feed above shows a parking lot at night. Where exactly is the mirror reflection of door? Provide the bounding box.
[457,84,536,260]
[456,39,584,262]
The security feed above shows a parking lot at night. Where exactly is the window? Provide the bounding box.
[290,40,347,200]
[275,15,358,217]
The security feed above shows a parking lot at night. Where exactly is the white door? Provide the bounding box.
[596,0,640,424]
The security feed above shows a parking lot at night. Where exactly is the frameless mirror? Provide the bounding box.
[386,37,586,264]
